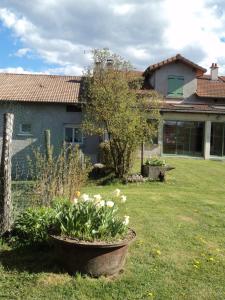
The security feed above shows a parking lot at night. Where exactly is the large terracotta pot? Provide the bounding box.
[50,229,136,277]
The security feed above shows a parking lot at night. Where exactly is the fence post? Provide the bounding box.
[141,142,144,175]
[0,113,14,234]
[44,129,52,162]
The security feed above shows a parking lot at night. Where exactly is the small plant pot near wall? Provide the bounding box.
[141,165,175,181]
[50,229,136,277]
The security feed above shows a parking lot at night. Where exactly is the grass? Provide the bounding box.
[1,158,225,299]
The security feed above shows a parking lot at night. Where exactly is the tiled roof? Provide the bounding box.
[144,54,207,76]
[197,75,225,98]
[0,73,82,103]
[161,102,225,114]
[126,70,143,78]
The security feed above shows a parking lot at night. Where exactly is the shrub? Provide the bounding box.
[145,157,166,167]
[12,207,56,246]
[99,141,114,168]
[29,144,92,206]
[128,77,144,90]
[53,190,129,242]
[10,189,130,245]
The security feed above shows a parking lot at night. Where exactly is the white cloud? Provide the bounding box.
[1,1,225,74]
[14,47,31,57]
[126,46,150,61]
[162,0,225,72]
[112,4,135,16]
[0,67,43,74]
[46,65,84,75]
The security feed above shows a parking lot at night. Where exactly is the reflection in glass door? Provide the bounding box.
[210,123,224,156]
[163,121,204,156]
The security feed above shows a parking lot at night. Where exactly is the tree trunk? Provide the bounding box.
[0,113,14,235]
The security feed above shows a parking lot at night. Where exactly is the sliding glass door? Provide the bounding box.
[163,121,204,156]
[210,122,225,156]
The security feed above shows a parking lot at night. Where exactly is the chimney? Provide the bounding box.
[106,58,113,69]
[210,63,219,80]
[94,61,101,71]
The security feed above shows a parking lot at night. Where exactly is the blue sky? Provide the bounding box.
[0,0,225,75]
[0,26,53,72]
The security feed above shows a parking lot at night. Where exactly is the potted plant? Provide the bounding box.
[141,157,174,181]
[50,190,136,277]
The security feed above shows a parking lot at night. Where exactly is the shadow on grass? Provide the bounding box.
[88,172,123,186]
[0,244,62,274]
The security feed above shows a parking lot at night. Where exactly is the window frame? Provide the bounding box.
[64,125,83,145]
[18,123,32,136]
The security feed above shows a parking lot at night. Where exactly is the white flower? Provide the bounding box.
[93,194,102,202]
[120,195,127,203]
[72,197,78,204]
[123,215,129,226]
[81,193,90,202]
[96,200,105,208]
[92,229,97,234]
[113,189,121,197]
[106,200,114,208]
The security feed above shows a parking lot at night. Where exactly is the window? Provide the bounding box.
[64,126,83,144]
[19,124,32,135]
[167,75,184,97]
[210,122,225,156]
[163,121,204,156]
[66,105,82,112]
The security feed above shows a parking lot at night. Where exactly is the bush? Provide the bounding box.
[29,144,92,206]
[128,77,144,90]
[145,157,166,167]
[99,141,114,168]
[12,207,56,246]
[10,189,130,245]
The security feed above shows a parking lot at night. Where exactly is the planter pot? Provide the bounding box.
[141,165,175,181]
[50,229,136,277]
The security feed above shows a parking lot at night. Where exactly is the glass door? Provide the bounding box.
[210,123,224,156]
[163,121,204,156]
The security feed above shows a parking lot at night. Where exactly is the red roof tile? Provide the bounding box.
[197,75,225,98]
[0,73,82,103]
[144,54,207,76]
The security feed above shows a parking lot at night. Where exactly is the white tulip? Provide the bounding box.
[113,189,121,197]
[93,194,102,202]
[81,193,90,202]
[123,215,129,226]
[72,197,78,204]
[96,200,105,208]
[106,200,114,208]
[120,195,127,203]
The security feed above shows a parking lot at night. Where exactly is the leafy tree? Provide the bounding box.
[82,49,161,179]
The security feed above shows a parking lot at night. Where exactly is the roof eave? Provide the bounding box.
[144,54,207,77]
[196,93,225,99]
[160,108,225,114]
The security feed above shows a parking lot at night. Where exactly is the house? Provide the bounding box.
[143,54,225,159]
[0,73,99,177]
[1,54,225,177]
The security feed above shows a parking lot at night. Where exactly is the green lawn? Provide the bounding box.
[1,158,225,300]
